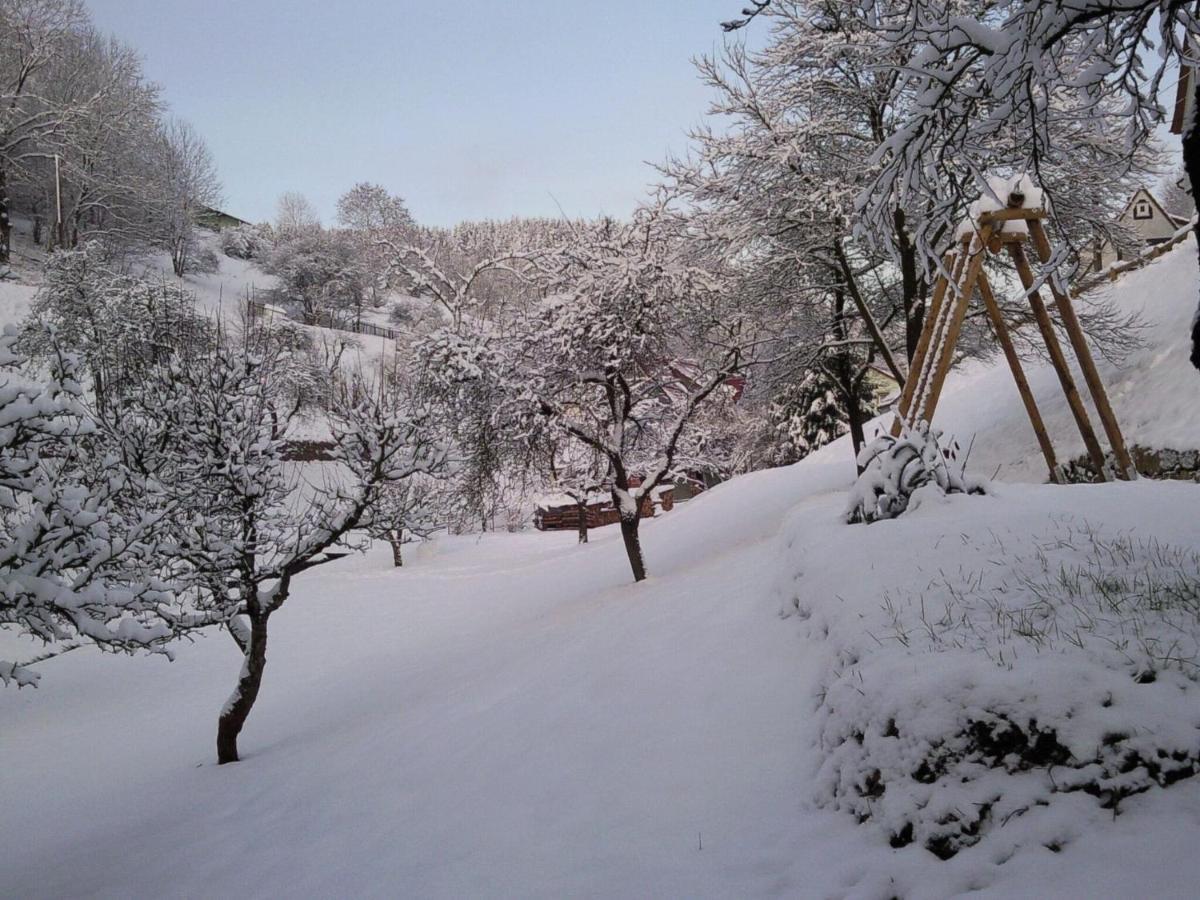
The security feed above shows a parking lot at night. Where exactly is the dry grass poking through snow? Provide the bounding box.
[791,495,1200,863]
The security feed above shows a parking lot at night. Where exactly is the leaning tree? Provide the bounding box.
[104,329,446,764]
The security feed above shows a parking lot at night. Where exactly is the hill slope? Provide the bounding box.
[1,240,1199,898]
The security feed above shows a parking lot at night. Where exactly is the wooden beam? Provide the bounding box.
[920,229,992,423]
[979,208,1048,225]
[1008,243,1110,478]
[1030,221,1053,263]
[1027,220,1134,479]
[976,270,1060,482]
[892,249,961,436]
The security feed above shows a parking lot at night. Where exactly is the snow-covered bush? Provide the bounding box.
[388,295,442,331]
[218,223,271,260]
[844,422,983,524]
[810,520,1200,859]
[187,244,220,275]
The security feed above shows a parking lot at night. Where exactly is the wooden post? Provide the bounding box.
[892,249,963,435]
[1008,243,1110,478]
[919,229,992,423]
[976,270,1060,482]
[1027,220,1134,479]
[1030,223,1052,263]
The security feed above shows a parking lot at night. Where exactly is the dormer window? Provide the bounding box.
[1133,199,1152,220]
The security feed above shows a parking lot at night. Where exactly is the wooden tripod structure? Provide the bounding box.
[891,192,1134,483]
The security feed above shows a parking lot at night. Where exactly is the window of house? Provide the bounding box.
[1133,199,1152,220]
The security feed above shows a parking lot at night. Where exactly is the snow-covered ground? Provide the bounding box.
[2,237,1200,898]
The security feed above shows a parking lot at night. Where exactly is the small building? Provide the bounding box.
[534,482,675,532]
[197,206,252,231]
[1093,188,1191,271]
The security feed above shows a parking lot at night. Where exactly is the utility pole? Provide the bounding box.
[54,154,65,250]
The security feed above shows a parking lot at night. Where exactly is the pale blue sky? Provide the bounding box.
[86,0,755,227]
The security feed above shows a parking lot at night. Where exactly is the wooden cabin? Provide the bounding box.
[534,481,676,532]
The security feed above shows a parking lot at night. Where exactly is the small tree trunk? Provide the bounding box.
[217,611,270,764]
[618,514,646,582]
[0,167,10,265]
[576,501,589,544]
[846,389,867,472]
[389,530,404,567]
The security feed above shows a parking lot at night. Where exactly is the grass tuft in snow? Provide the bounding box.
[815,518,1200,860]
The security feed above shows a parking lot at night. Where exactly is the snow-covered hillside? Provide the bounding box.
[2,238,1199,898]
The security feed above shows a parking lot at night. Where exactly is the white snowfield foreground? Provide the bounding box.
[2,239,1200,898]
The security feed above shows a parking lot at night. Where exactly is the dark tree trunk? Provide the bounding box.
[576,501,589,544]
[829,288,867,470]
[845,388,867,470]
[0,168,10,265]
[389,534,404,567]
[618,514,646,582]
[217,612,269,764]
[1183,76,1200,371]
[895,209,924,361]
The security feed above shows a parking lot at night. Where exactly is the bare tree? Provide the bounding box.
[153,118,222,276]
[0,0,88,262]
[275,190,319,233]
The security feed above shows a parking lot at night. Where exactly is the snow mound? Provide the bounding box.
[784,480,1200,868]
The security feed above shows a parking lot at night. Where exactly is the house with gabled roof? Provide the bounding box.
[1093,187,1191,272]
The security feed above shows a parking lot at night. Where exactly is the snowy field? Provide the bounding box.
[4,452,1200,898]
[3,238,1200,898]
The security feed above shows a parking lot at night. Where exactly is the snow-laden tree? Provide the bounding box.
[851,0,1198,359]
[336,182,416,309]
[262,226,368,327]
[410,327,525,533]
[275,191,319,233]
[539,436,610,544]
[0,0,89,261]
[510,210,744,582]
[337,182,414,235]
[379,234,548,333]
[368,475,441,566]
[22,243,212,412]
[0,326,180,687]
[769,367,865,466]
[104,330,447,763]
